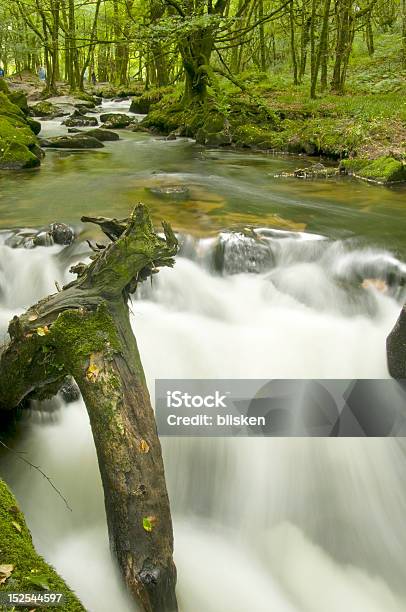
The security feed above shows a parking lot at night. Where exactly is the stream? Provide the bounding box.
[0,100,406,612]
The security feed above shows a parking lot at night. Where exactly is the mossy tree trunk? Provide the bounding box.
[387,305,406,378]
[0,205,179,612]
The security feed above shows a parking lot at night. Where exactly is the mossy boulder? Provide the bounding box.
[341,156,406,184]
[62,113,98,127]
[86,128,120,141]
[8,91,29,114]
[0,116,41,170]
[41,134,105,149]
[129,87,174,114]
[0,90,42,170]
[0,479,85,611]
[0,78,10,94]
[0,141,40,169]
[0,92,26,122]
[29,100,65,118]
[99,113,133,128]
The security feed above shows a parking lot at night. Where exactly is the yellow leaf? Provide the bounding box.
[86,363,100,382]
[36,326,49,337]
[0,564,14,585]
[139,439,150,454]
[12,520,22,533]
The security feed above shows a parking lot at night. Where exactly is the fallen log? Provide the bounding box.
[0,205,178,612]
[387,304,406,378]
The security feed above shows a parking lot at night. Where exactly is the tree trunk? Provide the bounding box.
[387,305,406,378]
[402,0,406,69]
[0,205,178,612]
[180,29,214,105]
[290,0,299,84]
[310,0,332,98]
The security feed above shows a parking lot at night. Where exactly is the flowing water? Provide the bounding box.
[0,101,406,612]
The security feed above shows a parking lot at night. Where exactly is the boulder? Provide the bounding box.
[59,377,81,403]
[387,305,406,378]
[99,112,133,128]
[85,128,120,141]
[6,223,75,248]
[62,113,98,127]
[0,104,41,170]
[0,141,40,170]
[41,134,104,149]
[8,91,29,114]
[48,222,75,245]
[29,100,66,118]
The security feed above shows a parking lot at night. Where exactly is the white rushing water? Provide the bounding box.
[0,229,406,612]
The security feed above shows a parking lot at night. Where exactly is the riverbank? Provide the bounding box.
[136,81,406,185]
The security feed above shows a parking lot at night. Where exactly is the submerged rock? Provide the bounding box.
[99,112,133,128]
[85,128,120,141]
[41,134,104,149]
[147,185,190,199]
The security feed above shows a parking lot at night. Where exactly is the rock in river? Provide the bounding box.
[99,113,133,128]
[147,185,190,199]
[86,128,120,141]
[41,134,104,149]
[62,111,98,127]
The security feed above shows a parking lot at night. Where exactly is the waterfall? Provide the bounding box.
[0,229,405,612]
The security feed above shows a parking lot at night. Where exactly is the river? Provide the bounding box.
[0,101,405,612]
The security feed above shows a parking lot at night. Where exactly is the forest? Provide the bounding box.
[0,1,406,612]
[0,0,405,175]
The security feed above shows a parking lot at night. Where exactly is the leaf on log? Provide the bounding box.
[0,564,14,584]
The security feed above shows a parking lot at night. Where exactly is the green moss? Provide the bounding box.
[341,156,406,183]
[130,86,175,114]
[0,79,10,94]
[0,141,40,169]
[7,91,29,114]
[0,91,42,170]
[50,303,122,367]
[0,92,25,121]
[0,479,85,611]
[233,125,283,149]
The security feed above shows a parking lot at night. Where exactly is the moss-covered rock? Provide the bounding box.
[7,91,29,114]
[0,479,85,611]
[341,156,406,183]
[41,134,105,149]
[129,86,174,114]
[0,116,41,170]
[99,112,133,128]
[0,78,10,94]
[0,89,42,170]
[0,141,40,169]
[29,101,64,118]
